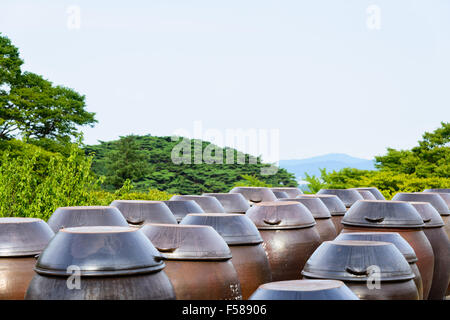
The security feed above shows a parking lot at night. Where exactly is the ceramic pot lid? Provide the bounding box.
[162,200,204,222]
[170,195,225,213]
[317,189,364,208]
[302,240,415,282]
[180,213,263,245]
[141,224,231,260]
[409,202,445,228]
[278,198,331,219]
[270,187,303,198]
[202,193,250,213]
[229,187,277,204]
[34,226,164,276]
[0,218,54,257]
[246,201,316,229]
[271,191,289,199]
[392,192,450,216]
[341,200,424,228]
[351,187,386,200]
[110,200,177,226]
[296,195,346,216]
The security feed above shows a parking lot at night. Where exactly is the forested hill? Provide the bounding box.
[85,135,297,194]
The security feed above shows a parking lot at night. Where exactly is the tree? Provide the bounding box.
[0,33,96,141]
[103,135,151,189]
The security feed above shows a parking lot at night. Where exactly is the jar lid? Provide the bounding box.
[229,187,277,204]
[162,200,204,222]
[34,226,164,276]
[341,200,425,228]
[141,224,231,260]
[246,201,316,229]
[424,188,450,193]
[409,202,445,228]
[170,195,225,213]
[47,206,129,232]
[302,240,415,282]
[335,232,418,263]
[0,218,54,257]
[392,192,450,216]
[271,191,289,199]
[295,195,346,216]
[351,188,386,200]
[270,187,303,198]
[110,200,177,226]
[354,190,377,200]
[180,213,263,245]
[202,193,250,213]
[317,189,364,208]
[278,198,331,219]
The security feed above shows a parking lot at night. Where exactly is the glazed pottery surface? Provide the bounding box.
[110,200,177,226]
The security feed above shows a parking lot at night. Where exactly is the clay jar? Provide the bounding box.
[270,187,303,198]
[335,232,424,299]
[317,189,364,208]
[249,280,359,300]
[110,200,177,227]
[294,194,347,234]
[246,201,321,281]
[170,195,225,213]
[141,223,242,300]
[25,226,175,300]
[302,240,419,300]
[279,197,337,242]
[410,202,450,300]
[162,200,204,223]
[351,187,386,200]
[47,206,128,232]
[202,193,250,214]
[0,218,54,300]
[180,213,272,300]
[340,200,434,299]
[229,187,277,204]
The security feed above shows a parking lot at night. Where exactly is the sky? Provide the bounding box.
[1,0,449,162]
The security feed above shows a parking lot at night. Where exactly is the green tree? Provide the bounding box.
[103,135,151,189]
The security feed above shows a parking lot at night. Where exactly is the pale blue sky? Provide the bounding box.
[1,0,449,161]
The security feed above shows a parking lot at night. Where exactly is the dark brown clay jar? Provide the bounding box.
[180,213,272,300]
[410,202,450,300]
[296,194,346,234]
[317,189,364,208]
[25,226,175,300]
[335,232,423,299]
[47,206,129,232]
[162,200,204,223]
[110,200,177,227]
[249,279,359,300]
[0,218,55,300]
[229,187,277,204]
[246,202,321,281]
[170,195,225,213]
[351,187,386,200]
[279,198,337,242]
[202,193,250,214]
[141,224,242,300]
[302,240,419,300]
[340,200,434,299]
[270,187,303,198]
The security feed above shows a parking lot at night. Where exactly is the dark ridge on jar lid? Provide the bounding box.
[335,232,418,263]
[270,187,303,198]
[246,201,316,229]
[409,202,445,228]
[202,193,250,213]
[162,200,204,222]
[141,223,232,260]
[180,213,263,245]
[302,240,415,282]
[110,200,177,226]
[392,192,450,216]
[47,206,129,232]
[295,194,346,216]
[278,198,331,219]
[317,189,364,208]
[34,226,165,276]
[0,217,55,257]
[170,195,226,213]
[341,200,425,228]
[229,187,277,204]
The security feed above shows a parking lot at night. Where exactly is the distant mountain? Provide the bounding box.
[279,153,375,181]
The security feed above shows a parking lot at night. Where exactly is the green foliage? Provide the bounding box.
[303,171,327,193]
[233,175,273,188]
[0,33,97,141]
[86,135,298,194]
